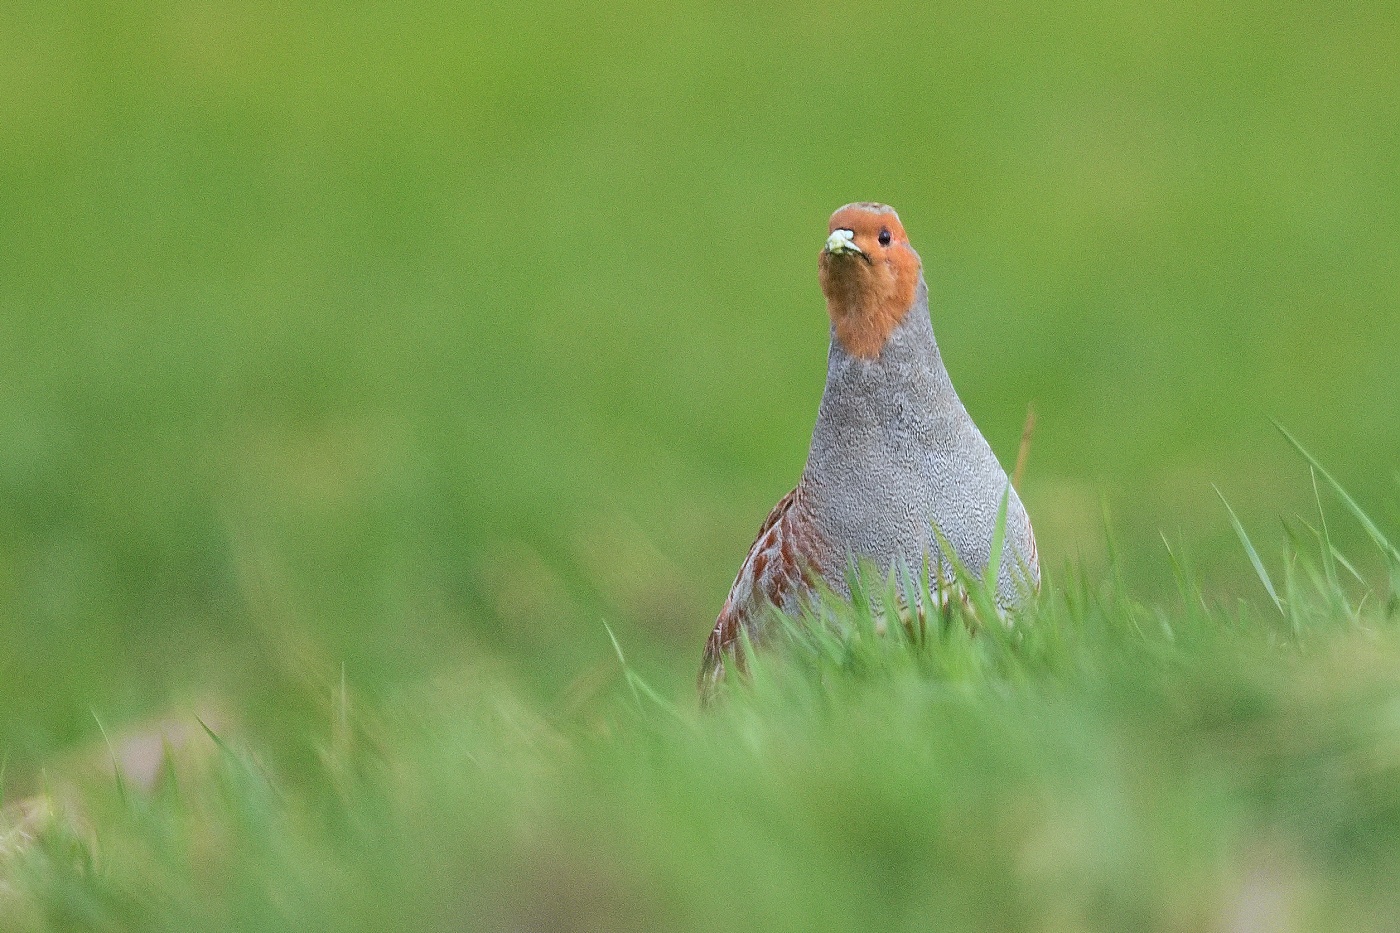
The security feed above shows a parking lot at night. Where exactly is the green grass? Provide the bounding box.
[3,1,1400,928]
[3,452,1398,933]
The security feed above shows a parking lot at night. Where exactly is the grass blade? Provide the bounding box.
[1309,467,1343,598]
[91,709,127,807]
[601,618,641,708]
[1161,531,1207,615]
[987,485,1010,598]
[1276,421,1400,565]
[1215,485,1284,616]
[1012,403,1036,491]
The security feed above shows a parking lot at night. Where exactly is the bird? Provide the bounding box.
[699,202,1038,698]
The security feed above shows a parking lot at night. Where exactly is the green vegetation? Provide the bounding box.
[2,0,1399,929]
[4,452,1399,932]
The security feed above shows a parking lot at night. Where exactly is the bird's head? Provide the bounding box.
[818,202,922,359]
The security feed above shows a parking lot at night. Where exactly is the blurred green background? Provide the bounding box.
[2,1,1398,757]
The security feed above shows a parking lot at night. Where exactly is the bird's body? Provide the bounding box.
[699,203,1037,696]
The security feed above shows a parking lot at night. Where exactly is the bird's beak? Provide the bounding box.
[824,228,862,256]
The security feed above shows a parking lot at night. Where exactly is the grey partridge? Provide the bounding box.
[699,202,1038,697]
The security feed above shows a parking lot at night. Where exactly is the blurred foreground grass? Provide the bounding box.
[3,0,1400,756]
[3,456,1399,932]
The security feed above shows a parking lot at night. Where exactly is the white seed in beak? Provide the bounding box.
[825,229,861,255]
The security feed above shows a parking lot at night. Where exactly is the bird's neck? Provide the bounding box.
[799,277,967,495]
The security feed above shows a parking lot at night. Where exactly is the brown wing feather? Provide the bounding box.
[698,489,827,701]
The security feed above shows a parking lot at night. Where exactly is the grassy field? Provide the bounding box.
[2,0,1400,929]
[4,461,1400,932]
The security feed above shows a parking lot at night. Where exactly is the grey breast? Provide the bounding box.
[798,277,1038,605]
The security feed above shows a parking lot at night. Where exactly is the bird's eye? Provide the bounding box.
[878,228,892,247]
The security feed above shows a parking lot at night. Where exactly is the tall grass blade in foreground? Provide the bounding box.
[1277,421,1400,566]
[1215,484,1284,615]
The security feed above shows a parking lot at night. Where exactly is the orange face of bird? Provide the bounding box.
[818,203,922,359]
